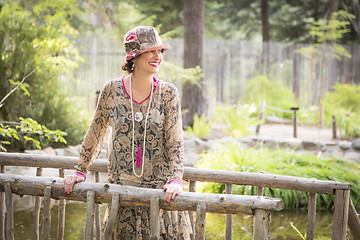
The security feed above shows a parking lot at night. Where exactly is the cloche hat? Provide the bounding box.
[124,26,170,61]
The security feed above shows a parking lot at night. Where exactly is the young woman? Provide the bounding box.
[63,26,191,239]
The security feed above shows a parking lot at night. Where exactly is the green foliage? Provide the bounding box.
[185,113,211,139]
[241,75,297,119]
[0,117,67,151]
[196,142,360,209]
[0,1,88,149]
[324,83,360,139]
[212,103,260,138]
[158,62,203,86]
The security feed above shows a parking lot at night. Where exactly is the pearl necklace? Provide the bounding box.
[129,75,154,178]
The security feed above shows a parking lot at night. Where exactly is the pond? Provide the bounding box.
[12,202,345,240]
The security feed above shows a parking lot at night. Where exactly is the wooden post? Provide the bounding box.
[306,192,317,240]
[256,100,266,135]
[95,172,102,240]
[348,199,360,240]
[5,181,14,240]
[332,189,350,240]
[150,196,160,240]
[104,193,120,240]
[253,209,270,240]
[291,107,299,138]
[257,187,264,196]
[189,181,196,240]
[85,191,95,240]
[42,186,52,240]
[33,167,43,240]
[0,165,5,240]
[195,200,206,240]
[225,183,233,240]
[332,115,337,139]
[58,169,66,240]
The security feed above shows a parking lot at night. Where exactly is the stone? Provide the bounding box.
[351,138,360,151]
[339,141,351,150]
[280,138,302,150]
[302,141,318,151]
[344,151,360,163]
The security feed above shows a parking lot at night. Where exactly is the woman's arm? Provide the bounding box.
[63,82,111,194]
[163,83,184,202]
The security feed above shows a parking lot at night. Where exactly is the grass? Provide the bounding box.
[195,142,360,210]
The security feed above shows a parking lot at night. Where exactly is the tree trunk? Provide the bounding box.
[182,0,207,128]
[261,0,270,75]
[358,0,360,44]
[329,0,339,15]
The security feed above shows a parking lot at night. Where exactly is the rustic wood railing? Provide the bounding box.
[0,152,359,239]
[0,153,284,240]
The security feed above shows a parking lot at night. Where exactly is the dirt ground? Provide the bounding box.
[207,123,338,143]
[256,123,337,142]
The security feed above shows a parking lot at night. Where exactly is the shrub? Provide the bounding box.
[241,75,297,120]
[0,2,88,150]
[196,142,360,209]
[212,103,260,138]
[324,83,360,139]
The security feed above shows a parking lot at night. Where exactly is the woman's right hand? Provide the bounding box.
[62,174,85,195]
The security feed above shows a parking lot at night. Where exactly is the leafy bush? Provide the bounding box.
[241,75,297,120]
[212,103,260,137]
[324,83,360,139]
[0,2,88,150]
[195,142,360,209]
[185,113,211,139]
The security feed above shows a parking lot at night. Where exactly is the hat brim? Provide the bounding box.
[126,44,170,61]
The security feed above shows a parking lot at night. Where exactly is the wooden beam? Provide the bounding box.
[58,169,66,240]
[33,167,42,240]
[184,167,351,195]
[189,181,196,240]
[104,193,120,240]
[306,192,317,240]
[0,165,5,240]
[0,153,351,194]
[253,209,270,240]
[94,172,102,240]
[85,191,95,240]
[0,174,284,214]
[195,201,206,240]
[150,196,160,240]
[225,183,233,240]
[332,189,350,240]
[5,181,14,240]
[42,186,52,240]
[348,199,360,240]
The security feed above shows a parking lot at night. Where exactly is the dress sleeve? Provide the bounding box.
[164,84,184,183]
[75,83,110,175]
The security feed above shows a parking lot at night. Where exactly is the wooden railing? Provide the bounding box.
[0,153,283,240]
[0,152,359,239]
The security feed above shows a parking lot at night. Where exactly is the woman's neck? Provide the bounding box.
[131,72,153,92]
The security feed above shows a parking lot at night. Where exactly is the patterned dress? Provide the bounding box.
[75,76,192,239]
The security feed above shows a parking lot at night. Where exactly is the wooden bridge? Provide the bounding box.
[0,152,359,240]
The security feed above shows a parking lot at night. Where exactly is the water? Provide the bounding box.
[12,202,343,240]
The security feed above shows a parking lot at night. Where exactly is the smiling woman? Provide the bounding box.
[62,26,192,239]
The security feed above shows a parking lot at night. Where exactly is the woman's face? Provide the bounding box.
[133,49,163,75]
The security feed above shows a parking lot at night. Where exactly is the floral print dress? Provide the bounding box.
[75,77,192,239]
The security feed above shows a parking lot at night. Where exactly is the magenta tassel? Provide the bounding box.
[136,144,142,167]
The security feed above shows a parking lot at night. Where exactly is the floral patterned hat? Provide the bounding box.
[124,26,170,61]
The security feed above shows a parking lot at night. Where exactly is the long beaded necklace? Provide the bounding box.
[129,74,154,178]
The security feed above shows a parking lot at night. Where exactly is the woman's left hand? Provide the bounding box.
[163,182,183,203]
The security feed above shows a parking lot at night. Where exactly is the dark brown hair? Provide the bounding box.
[121,60,134,74]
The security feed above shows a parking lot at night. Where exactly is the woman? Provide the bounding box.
[63,26,192,239]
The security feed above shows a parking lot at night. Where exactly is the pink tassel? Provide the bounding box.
[136,144,142,167]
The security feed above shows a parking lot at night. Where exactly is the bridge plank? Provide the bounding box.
[0,174,284,214]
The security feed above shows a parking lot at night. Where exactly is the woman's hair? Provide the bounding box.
[122,60,134,74]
